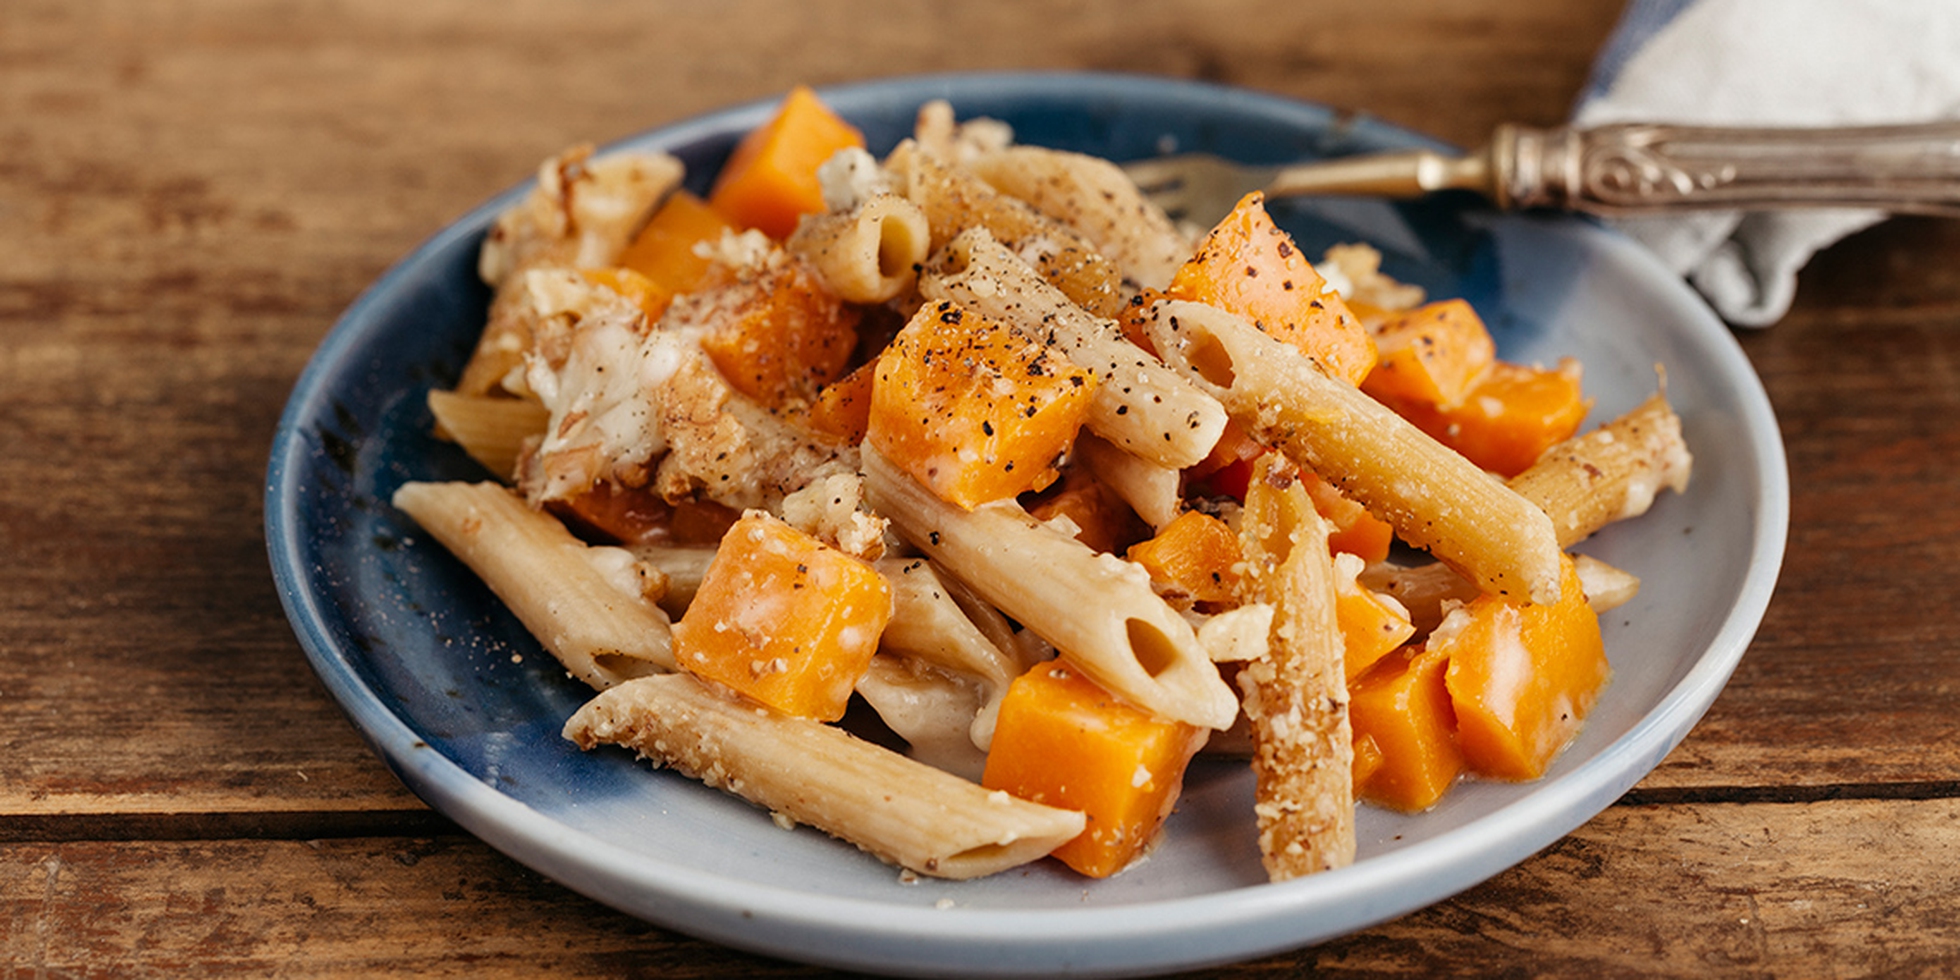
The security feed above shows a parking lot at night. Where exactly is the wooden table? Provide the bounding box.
[7,0,1958,975]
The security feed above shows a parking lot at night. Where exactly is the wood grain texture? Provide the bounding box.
[6,0,1959,975]
[6,799,1959,978]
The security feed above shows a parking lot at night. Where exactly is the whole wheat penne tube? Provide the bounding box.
[1141,299,1563,605]
[564,672,1085,879]
[864,445,1240,731]
[878,558,1023,694]
[877,556,1025,749]
[426,390,550,481]
[624,543,718,618]
[1237,455,1355,879]
[1074,431,1183,531]
[855,653,990,780]
[966,145,1190,291]
[392,481,674,686]
[786,192,931,304]
[921,228,1228,470]
[1507,390,1693,548]
[1360,552,1642,636]
[889,141,1125,318]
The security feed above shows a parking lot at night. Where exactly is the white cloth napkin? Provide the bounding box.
[1574,0,1960,325]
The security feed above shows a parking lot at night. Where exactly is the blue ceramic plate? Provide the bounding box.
[266,72,1787,977]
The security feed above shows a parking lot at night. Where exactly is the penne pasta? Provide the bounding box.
[921,228,1228,470]
[1072,431,1183,532]
[1507,391,1693,548]
[1361,552,1643,636]
[967,144,1191,291]
[876,557,1026,749]
[1141,298,1565,605]
[855,653,990,780]
[863,444,1240,731]
[1236,455,1356,879]
[1574,554,1642,613]
[426,389,549,481]
[623,543,718,618]
[564,672,1086,880]
[392,481,674,686]
[889,140,1126,318]
[786,192,931,304]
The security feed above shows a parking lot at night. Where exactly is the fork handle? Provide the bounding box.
[1496,121,1960,217]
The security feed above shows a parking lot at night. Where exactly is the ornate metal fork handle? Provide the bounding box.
[1248,121,1960,217]
[1496,121,1960,215]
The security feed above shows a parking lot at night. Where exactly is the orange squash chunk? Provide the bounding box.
[1166,192,1376,386]
[708,85,866,239]
[1348,645,1463,812]
[866,300,1099,509]
[1333,556,1416,681]
[1439,554,1609,780]
[799,359,876,446]
[1363,299,1590,477]
[617,190,734,296]
[1351,732,1385,790]
[1125,510,1244,607]
[1298,469,1394,564]
[982,660,1208,878]
[1361,299,1495,408]
[1438,360,1590,478]
[1026,467,1150,556]
[672,511,893,722]
[695,255,861,408]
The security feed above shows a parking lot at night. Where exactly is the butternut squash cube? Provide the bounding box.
[866,299,1099,509]
[695,254,861,408]
[1125,510,1244,607]
[1361,299,1495,408]
[708,85,865,239]
[617,190,735,297]
[982,660,1208,878]
[1166,191,1376,386]
[1439,554,1609,780]
[1363,299,1590,477]
[672,511,893,721]
[1348,644,1463,812]
[1333,554,1416,681]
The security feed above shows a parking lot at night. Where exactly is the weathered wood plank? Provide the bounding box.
[5,799,1956,978]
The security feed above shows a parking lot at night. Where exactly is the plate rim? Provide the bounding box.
[265,69,1789,978]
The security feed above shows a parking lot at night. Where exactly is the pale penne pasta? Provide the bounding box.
[392,481,674,686]
[1141,298,1564,605]
[967,144,1190,291]
[1361,552,1643,636]
[1507,391,1693,548]
[1574,554,1641,613]
[921,228,1228,470]
[889,140,1126,318]
[623,543,718,618]
[876,557,1025,748]
[864,445,1240,731]
[1356,559,1480,635]
[563,672,1085,880]
[1236,454,1355,880]
[854,653,990,780]
[426,389,549,480]
[1073,431,1182,531]
[786,192,931,304]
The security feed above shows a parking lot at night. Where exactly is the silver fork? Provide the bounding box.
[1123,120,1960,226]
